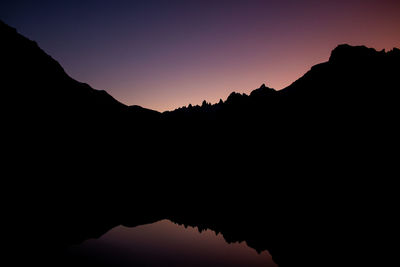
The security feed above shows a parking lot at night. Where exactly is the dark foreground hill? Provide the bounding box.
[1,20,399,267]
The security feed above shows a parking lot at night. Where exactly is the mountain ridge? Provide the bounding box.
[2,20,399,267]
[3,20,398,117]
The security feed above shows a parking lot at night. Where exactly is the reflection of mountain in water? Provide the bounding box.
[66,219,278,267]
[2,20,399,267]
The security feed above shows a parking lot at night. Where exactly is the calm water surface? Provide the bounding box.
[67,219,278,267]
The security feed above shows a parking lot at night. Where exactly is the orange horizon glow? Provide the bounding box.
[2,0,399,112]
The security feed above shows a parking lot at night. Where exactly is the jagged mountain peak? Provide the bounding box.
[329,44,385,63]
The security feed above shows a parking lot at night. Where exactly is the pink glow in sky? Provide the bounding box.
[1,0,399,111]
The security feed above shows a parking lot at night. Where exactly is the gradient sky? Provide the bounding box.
[1,0,399,111]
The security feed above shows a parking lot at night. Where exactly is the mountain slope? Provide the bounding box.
[280,44,400,105]
[165,44,399,120]
[1,20,162,127]
[3,19,398,185]
[3,17,398,131]
[1,21,124,115]
[2,20,400,267]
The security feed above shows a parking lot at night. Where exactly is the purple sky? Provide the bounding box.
[1,0,399,111]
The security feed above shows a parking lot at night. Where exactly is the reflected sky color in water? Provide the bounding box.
[67,219,278,267]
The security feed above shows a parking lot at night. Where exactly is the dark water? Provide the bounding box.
[66,219,278,267]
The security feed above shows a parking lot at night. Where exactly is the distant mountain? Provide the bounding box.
[165,44,399,122]
[2,20,399,267]
[2,18,398,132]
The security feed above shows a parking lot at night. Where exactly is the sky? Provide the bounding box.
[1,0,399,111]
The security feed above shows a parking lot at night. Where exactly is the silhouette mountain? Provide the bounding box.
[1,22,121,115]
[165,44,399,123]
[2,20,399,267]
